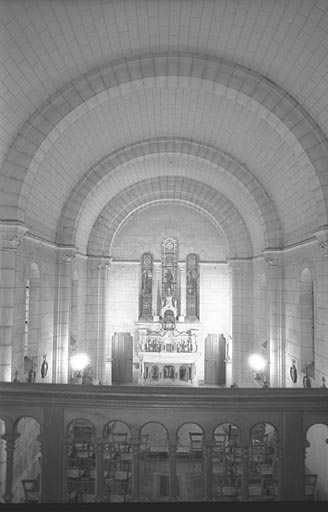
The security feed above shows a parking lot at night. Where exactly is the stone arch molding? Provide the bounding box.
[86,182,251,259]
[1,52,327,236]
[58,138,281,256]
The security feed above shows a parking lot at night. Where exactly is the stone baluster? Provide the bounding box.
[204,439,213,500]
[62,440,71,502]
[168,440,178,501]
[130,437,140,501]
[240,441,250,501]
[2,432,19,503]
[95,439,106,501]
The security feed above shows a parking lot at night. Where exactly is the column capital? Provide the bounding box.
[96,256,113,270]
[2,432,20,445]
[0,222,28,250]
[59,246,76,263]
[263,249,281,266]
[313,225,328,256]
[227,259,241,273]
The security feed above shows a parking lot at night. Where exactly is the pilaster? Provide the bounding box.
[263,250,282,387]
[96,257,112,384]
[53,247,76,383]
[0,223,28,381]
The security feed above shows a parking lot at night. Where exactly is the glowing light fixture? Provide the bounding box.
[70,353,90,384]
[71,353,89,372]
[248,353,268,386]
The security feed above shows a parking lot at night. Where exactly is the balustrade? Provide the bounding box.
[0,383,327,503]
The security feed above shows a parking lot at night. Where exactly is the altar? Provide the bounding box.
[136,291,202,385]
[135,241,204,386]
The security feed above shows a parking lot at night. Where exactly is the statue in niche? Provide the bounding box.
[164,267,174,297]
[142,268,152,295]
[163,310,175,330]
[187,268,197,295]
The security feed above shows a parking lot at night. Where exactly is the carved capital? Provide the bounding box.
[59,246,76,263]
[2,432,20,448]
[313,226,328,256]
[97,256,113,270]
[227,259,241,274]
[0,223,28,250]
[263,249,280,266]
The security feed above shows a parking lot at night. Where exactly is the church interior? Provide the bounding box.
[0,0,328,503]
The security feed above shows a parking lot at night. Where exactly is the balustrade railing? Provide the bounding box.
[0,383,327,503]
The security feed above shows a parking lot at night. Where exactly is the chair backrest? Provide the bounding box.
[219,476,240,498]
[112,432,130,453]
[250,442,266,464]
[189,432,204,451]
[22,479,40,502]
[140,433,149,452]
[248,476,264,498]
[305,474,317,499]
[113,432,129,444]
[251,424,266,442]
[213,432,226,450]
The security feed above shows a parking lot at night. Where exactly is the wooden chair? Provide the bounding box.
[22,478,40,502]
[189,432,204,469]
[251,424,266,443]
[112,432,129,455]
[213,432,226,455]
[305,473,317,500]
[250,442,266,472]
[105,462,131,502]
[216,475,240,501]
[140,433,150,470]
[212,433,226,474]
[258,456,279,498]
[248,475,265,501]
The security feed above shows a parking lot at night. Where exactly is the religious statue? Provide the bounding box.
[164,268,174,296]
[142,269,152,295]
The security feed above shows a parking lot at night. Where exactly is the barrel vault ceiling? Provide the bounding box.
[1,0,328,259]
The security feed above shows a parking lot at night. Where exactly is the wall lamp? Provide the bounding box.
[248,353,269,387]
[70,353,89,384]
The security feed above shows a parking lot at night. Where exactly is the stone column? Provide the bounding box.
[95,439,106,501]
[53,248,75,383]
[41,405,65,502]
[275,442,283,500]
[228,260,241,385]
[96,257,112,385]
[130,437,140,501]
[168,440,178,501]
[280,411,304,500]
[151,263,160,319]
[2,432,19,503]
[62,441,71,502]
[204,439,213,500]
[264,251,282,388]
[240,441,249,501]
[0,224,27,382]
[102,258,113,385]
[178,262,186,320]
